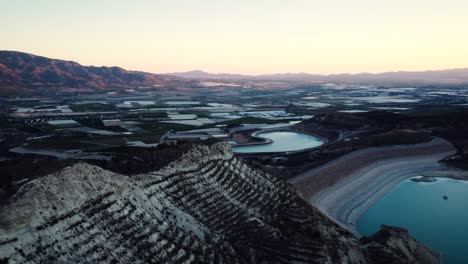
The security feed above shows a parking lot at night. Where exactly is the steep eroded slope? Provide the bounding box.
[0,143,439,263]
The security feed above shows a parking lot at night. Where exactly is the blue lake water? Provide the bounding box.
[357,178,468,264]
[232,131,323,153]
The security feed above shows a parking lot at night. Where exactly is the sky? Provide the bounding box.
[2,0,468,75]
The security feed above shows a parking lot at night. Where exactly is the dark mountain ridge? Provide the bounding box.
[0,51,180,89]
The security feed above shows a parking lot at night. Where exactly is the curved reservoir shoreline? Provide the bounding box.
[357,178,468,264]
[289,137,456,235]
[232,131,324,153]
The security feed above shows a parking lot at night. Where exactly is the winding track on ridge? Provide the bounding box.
[289,137,456,235]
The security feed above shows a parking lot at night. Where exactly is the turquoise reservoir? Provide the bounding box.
[232,131,323,153]
[357,178,468,264]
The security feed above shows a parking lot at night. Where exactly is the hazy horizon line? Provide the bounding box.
[163,67,468,77]
[3,49,468,77]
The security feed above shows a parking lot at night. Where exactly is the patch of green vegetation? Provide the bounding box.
[127,111,168,118]
[137,121,195,135]
[286,109,317,115]
[286,107,346,116]
[70,103,118,112]
[0,115,16,129]
[32,123,58,133]
[17,124,42,133]
[27,138,97,150]
[140,104,169,109]
[178,110,210,118]
[78,118,127,132]
[216,117,293,128]
[404,106,468,117]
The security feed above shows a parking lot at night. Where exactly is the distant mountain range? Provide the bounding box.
[168,70,320,80]
[170,68,468,84]
[2,51,468,90]
[0,51,182,89]
[167,70,249,79]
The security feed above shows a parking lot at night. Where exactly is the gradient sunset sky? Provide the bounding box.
[2,0,468,74]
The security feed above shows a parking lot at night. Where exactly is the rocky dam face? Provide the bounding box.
[0,143,440,263]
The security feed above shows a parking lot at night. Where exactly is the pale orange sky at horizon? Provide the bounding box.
[2,0,468,75]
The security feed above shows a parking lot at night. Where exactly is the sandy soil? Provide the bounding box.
[289,137,456,235]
